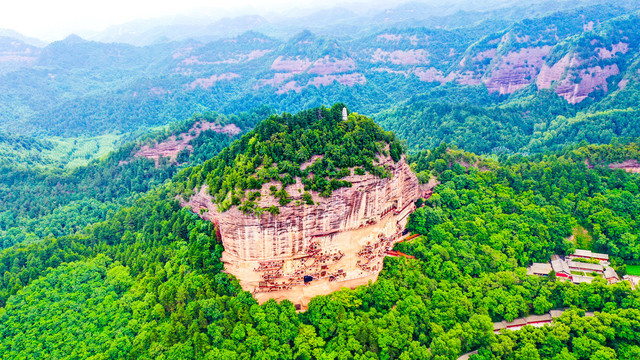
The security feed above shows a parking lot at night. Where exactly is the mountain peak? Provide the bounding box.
[60,34,88,44]
[0,28,46,47]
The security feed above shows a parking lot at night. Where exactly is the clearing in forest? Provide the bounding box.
[567,225,593,250]
[626,265,640,276]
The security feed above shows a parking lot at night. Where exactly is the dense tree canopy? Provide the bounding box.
[1,116,640,359]
[176,104,404,214]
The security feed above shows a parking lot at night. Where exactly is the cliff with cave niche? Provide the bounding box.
[182,153,421,308]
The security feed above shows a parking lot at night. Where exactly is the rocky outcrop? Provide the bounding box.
[609,160,640,173]
[536,54,573,89]
[554,64,619,104]
[270,56,313,72]
[182,154,421,308]
[597,42,628,60]
[186,73,240,90]
[308,56,356,75]
[135,120,240,164]
[308,73,366,87]
[0,38,39,73]
[372,48,429,65]
[483,46,551,95]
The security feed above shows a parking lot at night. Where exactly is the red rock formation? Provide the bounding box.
[554,64,619,104]
[276,80,303,94]
[148,87,170,96]
[377,34,403,42]
[135,121,240,164]
[618,79,629,90]
[0,40,38,68]
[483,46,550,95]
[454,70,483,86]
[182,154,421,307]
[536,54,572,89]
[413,67,448,83]
[609,160,640,173]
[210,49,273,65]
[371,48,429,65]
[308,73,366,87]
[597,42,629,59]
[475,49,497,62]
[270,56,313,72]
[181,55,214,66]
[308,56,356,75]
[255,73,295,88]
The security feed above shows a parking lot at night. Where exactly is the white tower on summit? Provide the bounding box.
[342,107,348,121]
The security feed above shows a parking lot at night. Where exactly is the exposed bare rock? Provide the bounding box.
[172,45,196,59]
[609,160,640,173]
[308,73,366,87]
[276,80,303,94]
[372,48,429,65]
[255,73,295,88]
[308,56,356,75]
[459,48,496,69]
[148,87,170,96]
[597,42,629,59]
[483,46,550,95]
[135,121,240,164]
[536,54,572,89]
[182,155,422,307]
[555,64,619,104]
[210,49,273,64]
[474,49,497,62]
[0,40,39,68]
[583,21,595,31]
[619,79,629,90]
[186,73,240,90]
[413,67,457,83]
[275,73,365,94]
[0,54,37,65]
[271,56,313,72]
[454,71,483,86]
[377,34,403,42]
[181,55,214,66]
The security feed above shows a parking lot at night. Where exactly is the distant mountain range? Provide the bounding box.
[80,0,640,46]
[1,0,640,145]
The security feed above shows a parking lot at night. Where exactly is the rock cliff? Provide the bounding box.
[182,153,421,308]
[134,120,240,164]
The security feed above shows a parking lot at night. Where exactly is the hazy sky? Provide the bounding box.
[2,0,369,41]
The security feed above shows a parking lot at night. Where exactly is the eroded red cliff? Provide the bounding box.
[182,154,421,308]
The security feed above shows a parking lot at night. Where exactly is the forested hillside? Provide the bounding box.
[2,2,640,155]
[176,104,403,214]
[1,106,640,359]
[0,108,268,249]
[2,2,640,359]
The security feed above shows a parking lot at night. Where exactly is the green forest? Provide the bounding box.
[176,104,403,214]
[0,108,268,249]
[2,1,640,358]
[0,104,640,359]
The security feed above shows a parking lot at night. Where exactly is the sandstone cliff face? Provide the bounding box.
[183,154,421,307]
[483,46,550,95]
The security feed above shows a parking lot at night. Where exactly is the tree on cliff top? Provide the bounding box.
[175,104,405,214]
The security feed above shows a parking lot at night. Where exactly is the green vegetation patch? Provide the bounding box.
[176,104,404,214]
[626,265,640,276]
[0,109,265,249]
[570,225,594,250]
[2,131,640,359]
